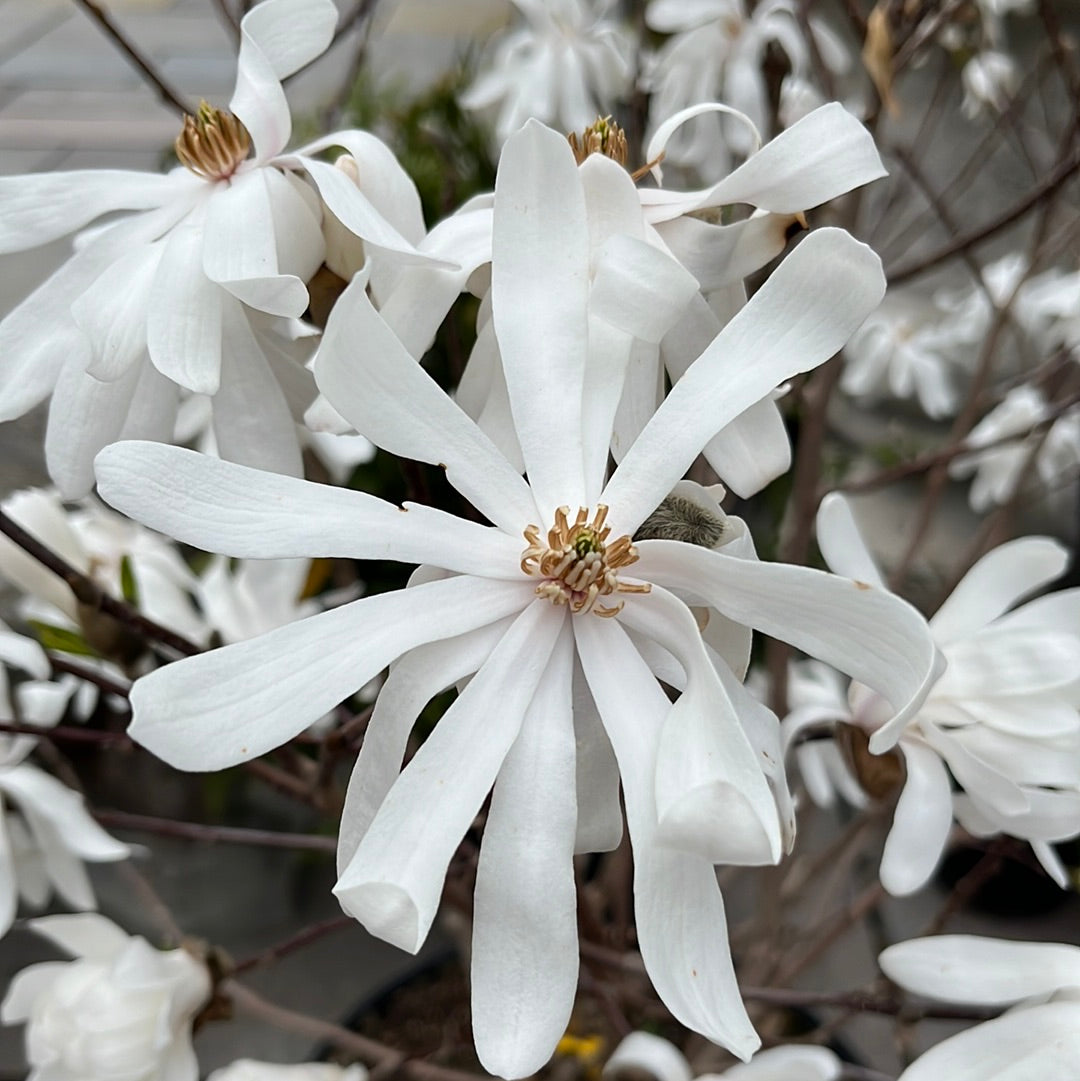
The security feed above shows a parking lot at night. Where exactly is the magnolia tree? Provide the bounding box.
[0,0,1078,1079]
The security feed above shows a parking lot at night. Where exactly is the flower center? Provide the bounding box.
[521,505,650,618]
[566,116,665,182]
[175,101,252,181]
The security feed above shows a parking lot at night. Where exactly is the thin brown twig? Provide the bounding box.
[94,809,337,854]
[48,654,131,699]
[0,507,201,658]
[0,719,132,745]
[71,0,190,116]
[231,913,353,975]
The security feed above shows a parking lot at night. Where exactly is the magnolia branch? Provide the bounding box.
[0,507,201,658]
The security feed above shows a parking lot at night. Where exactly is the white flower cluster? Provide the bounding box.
[0,2,1075,1081]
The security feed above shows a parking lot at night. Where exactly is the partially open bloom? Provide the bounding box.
[949,386,1080,512]
[0,0,431,496]
[605,1030,842,1081]
[879,935,1080,1080]
[461,0,635,148]
[95,121,935,1077]
[1,913,210,1081]
[804,494,1080,895]
[0,625,130,937]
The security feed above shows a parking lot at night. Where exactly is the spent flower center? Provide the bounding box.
[521,505,650,618]
[175,101,252,181]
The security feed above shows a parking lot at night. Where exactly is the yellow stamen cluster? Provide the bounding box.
[567,116,628,167]
[175,101,252,181]
[521,505,650,618]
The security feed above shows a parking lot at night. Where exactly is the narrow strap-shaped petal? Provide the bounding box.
[879,742,953,896]
[0,960,68,1023]
[640,103,885,221]
[334,601,563,954]
[575,614,760,1059]
[633,539,939,754]
[24,912,131,960]
[602,229,885,536]
[604,1033,692,1081]
[492,119,591,520]
[880,935,1080,1004]
[337,618,513,873]
[816,493,886,588]
[929,537,1069,644]
[723,1044,842,1081]
[617,586,781,865]
[892,1001,1080,1081]
[0,170,182,254]
[146,216,224,395]
[212,300,303,477]
[128,576,534,770]
[313,271,537,534]
[471,623,578,1078]
[571,658,623,852]
[95,441,524,577]
[0,810,13,938]
[202,169,308,317]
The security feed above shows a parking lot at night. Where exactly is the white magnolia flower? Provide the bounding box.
[380,102,886,499]
[95,121,935,1077]
[605,1030,842,1081]
[961,51,1019,117]
[461,0,635,148]
[0,624,130,937]
[642,0,847,176]
[949,385,1080,512]
[1,913,210,1081]
[879,935,1080,1080]
[0,0,431,497]
[807,494,1080,895]
[208,1062,367,1081]
[841,289,966,418]
[0,487,207,651]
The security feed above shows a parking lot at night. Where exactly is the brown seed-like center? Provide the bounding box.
[521,505,650,618]
[566,116,665,181]
[175,101,252,181]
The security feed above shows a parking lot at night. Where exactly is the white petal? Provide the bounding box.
[202,169,308,317]
[73,244,162,381]
[128,576,533,770]
[879,742,953,896]
[633,541,939,754]
[0,962,68,1023]
[603,229,886,536]
[237,0,337,78]
[472,623,578,1078]
[492,119,590,520]
[930,537,1069,643]
[335,601,564,954]
[583,317,634,504]
[604,1033,692,1081]
[0,810,13,937]
[45,353,142,499]
[0,171,180,253]
[617,586,781,866]
[24,911,130,960]
[893,1001,1080,1081]
[336,618,513,873]
[146,217,224,395]
[641,104,886,221]
[704,395,791,501]
[212,300,303,476]
[723,1044,842,1081]
[880,936,1080,1003]
[575,614,760,1059]
[95,441,524,576]
[935,628,1080,699]
[0,629,49,680]
[816,493,886,588]
[314,271,537,534]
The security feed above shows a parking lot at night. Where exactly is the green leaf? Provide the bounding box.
[119,554,139,605]
[29,621,99,658]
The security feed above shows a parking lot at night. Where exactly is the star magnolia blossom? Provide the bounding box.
[94,121,936,1077]
[605,1030,842,1081]
[460,0,635,148]
[364,102,887,499]
[208,1063,367,1081]
[0,624,130,937]
[642,0,848,176]
[802,494,1080,895]
[0,0,433,497]
[879,935,1080,1080]
[1,914,210,1081]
